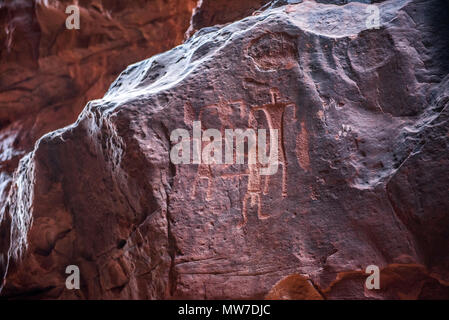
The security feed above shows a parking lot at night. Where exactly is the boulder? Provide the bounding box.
[1,0,448,299]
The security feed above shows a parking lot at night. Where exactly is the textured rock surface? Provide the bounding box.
[1,0,449,299]
[0,0,197,213]
[185,0,271,37]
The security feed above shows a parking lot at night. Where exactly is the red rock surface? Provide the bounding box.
[266,264,449,300]
[1,0,449,299]
[185,0,271,38]
[0,0,197,209]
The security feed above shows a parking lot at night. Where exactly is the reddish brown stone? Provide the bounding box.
[266,274,324,300]
[0,0,449,300]
[322,264,449,300]
[186,0,270,38]
[0,0,197,213]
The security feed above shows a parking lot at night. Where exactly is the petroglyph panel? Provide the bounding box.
[184,91,299,228]
[240,90,298,228]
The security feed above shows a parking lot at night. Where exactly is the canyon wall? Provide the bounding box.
[0,0,198,212]
[1,0,449,299]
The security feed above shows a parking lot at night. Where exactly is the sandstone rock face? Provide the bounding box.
[0,0,197,216]
[1,0,449,299]
[186,0,271,37]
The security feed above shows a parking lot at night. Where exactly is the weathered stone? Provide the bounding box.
[186,0,271,38]
[0,0,197,218]
[1,0,448,299]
